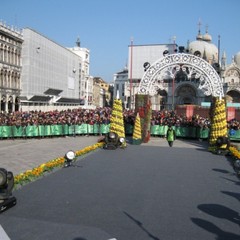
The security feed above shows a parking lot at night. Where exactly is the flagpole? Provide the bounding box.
[130,37,133,110]
[172,36,176,111]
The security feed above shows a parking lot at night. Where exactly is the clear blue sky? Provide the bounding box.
[1,0,240,82]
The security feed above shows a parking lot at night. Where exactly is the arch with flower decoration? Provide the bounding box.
[137,53,224,98]
[137,53,227,150]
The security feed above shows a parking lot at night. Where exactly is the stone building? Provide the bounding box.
[222,51,240,104]
[1,21,94,112]
[20,28,84,111]
[118,27,240,111]
[92,77,111,107]
[113,66,128,108]
[124,43,176,110]
[68,38,93,108]
[0,21,23,112]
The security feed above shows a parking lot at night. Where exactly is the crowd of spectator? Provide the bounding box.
[150,110,211,129]
[0,108,112,126]
[0,108,239,130]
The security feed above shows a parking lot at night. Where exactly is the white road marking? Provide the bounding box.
[0,225,10,240]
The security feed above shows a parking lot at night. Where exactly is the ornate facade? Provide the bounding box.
[222,53,240,103]
[120,28,240,110]
[0,21,23,112]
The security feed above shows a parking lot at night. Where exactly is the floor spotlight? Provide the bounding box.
[0,168,17,213]
[215,136,230,155]
[103,132,126,150]
[64,150,76,167]
[104,132,119,150]
[233,159,240,178]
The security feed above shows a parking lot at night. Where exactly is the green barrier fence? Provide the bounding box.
[174,126,197,138]
[100,124,110,134]
[196,128,209,139]
[51,125,63,136]
[150,125,209,139]
[12,126,23,137]
[0,124,233,141]
[44,125,52,136]
[93,124,100,134]
[26,125,37,137]
[229,130,240,141]
[150,125,168,136]
[0,126,12,138]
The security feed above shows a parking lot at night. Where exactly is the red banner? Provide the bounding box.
[227,107,235,121]
[186,105,194,118]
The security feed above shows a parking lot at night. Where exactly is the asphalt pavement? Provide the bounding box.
[0,135,100,176]
[0,137,239,240]
[0,136,207,176]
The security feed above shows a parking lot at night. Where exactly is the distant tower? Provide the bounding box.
[76,37,81,47]
[221,51,227,70]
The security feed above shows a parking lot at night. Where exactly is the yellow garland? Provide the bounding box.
[209,97,228,148]
[133,114,142,140]
[229,146,240,159]
[110,98,126,147]
[14,142,104,187]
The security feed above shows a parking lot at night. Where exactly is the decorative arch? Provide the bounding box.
[138,53,224,98]
[174,83,197,105]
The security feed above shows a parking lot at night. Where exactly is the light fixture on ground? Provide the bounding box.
[215,136,230,155]
[232,159,240,178]
[0,168,16,213]
[103,132,125,150]
[64,150,76,167]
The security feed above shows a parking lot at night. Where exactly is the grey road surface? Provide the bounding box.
[0,137,239,240]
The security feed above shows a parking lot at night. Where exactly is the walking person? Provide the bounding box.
[166,125,176,147]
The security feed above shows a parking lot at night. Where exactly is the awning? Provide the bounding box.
[56,97,84,105]
[18,96,28,101]
[44,88,63,96]
[28,95,52,102]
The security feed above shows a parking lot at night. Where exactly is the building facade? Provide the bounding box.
[68,38,93,108]
[125,43,177,110]
[92,77,111,107]
[0,21,23,112]
[20,28,84,111]
[113,67,128,108]
[222,52,240,104]
[119,28,240,111]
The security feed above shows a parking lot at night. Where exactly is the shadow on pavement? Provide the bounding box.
[221,191,240,202]
[123,211,160,240]
[197,204,240,227]
[191,218,240,240]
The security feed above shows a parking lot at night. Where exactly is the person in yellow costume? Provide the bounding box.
[166,125,176,147]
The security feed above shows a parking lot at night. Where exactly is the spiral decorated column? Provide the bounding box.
[132,112,142,145]
[208,97,228,151]
[110,99,126,147]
